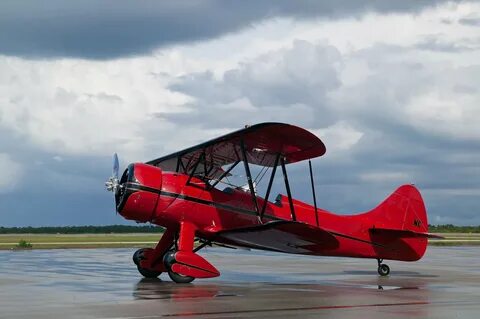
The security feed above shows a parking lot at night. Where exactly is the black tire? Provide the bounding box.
[163,250,195,283]
[137,265,161,279]
[133,248,145,265]
[133,248,162,278]
[167,270,195,284]
[378,264,390,276]
[163,250,176,268]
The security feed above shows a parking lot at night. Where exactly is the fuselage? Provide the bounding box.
[116,163,427,262]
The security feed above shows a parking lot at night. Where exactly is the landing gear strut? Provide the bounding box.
[132,223,218,283]
[132,229,175,279]
[377,258,390,276]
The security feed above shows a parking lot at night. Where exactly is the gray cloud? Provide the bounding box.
[459,16,480,26]
[0,133,120,226]
[164,40,341,128]
[0,0,452,59]
[0,191,118,227]
[415,34,479,52]
[453,84,478,94]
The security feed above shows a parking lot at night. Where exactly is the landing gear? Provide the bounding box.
[133,247,195,282]
[377,259,390,276]
[133,248,162,278]
[131,223,217,283]
[163,250,195,284]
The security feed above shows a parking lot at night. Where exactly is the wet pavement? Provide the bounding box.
[1,246,480,318]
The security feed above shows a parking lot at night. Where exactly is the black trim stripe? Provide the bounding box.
[175,260,218,275]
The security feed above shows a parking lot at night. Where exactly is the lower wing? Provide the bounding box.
[213,221,339,254]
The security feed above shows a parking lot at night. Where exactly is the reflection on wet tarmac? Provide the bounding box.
[134,278,228,300]
[1,247,480,318]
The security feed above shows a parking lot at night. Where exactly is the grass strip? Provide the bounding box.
[1,233,480,250]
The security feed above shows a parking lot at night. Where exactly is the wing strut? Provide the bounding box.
[186,152,205,185]
[175,156,187,173]
[260,153,280,221]
[175,156,181,172]
[280,157,296,221]
[240,140,260,218]
[208,160,240,190]
[308,159,319,227]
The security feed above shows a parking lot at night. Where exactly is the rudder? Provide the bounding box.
[373,184,428,233]
[368,184,429,261]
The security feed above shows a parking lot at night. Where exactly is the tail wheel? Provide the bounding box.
[133,248,161,279]
[163,250,195,284]
[377,263,390,277]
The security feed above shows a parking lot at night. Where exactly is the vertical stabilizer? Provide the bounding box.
[368,185,429,261]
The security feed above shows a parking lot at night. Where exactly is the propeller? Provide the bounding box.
[105,153,121,193]
[112,153,119,180]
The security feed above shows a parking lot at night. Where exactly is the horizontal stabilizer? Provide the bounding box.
[215,220,339,254]
[370,227,444,239]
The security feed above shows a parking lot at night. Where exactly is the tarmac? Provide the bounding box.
[1,246,479,319]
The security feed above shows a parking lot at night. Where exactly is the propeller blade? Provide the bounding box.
[113,153,119,179]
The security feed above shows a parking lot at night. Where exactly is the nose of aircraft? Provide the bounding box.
[113,163,163,223]
[106,153,164,223]
[105,153,132,212]
[114,163,134,212]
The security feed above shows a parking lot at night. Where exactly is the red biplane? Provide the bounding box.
[106,123,437,283]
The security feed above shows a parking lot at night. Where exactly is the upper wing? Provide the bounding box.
[146,123,326,177]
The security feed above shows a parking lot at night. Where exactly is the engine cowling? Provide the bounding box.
[115,163,162,222]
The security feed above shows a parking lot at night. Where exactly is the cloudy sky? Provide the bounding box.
[1,0,479,226]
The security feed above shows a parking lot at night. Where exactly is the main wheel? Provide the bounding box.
[133,248,145,265]
[133,248,162,279]
[163,250,195,283]
[377,264,390,276]
[137,265,161,279]
[167,270,195,284]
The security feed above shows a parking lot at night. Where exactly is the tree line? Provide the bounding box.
[428,224,480,233]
